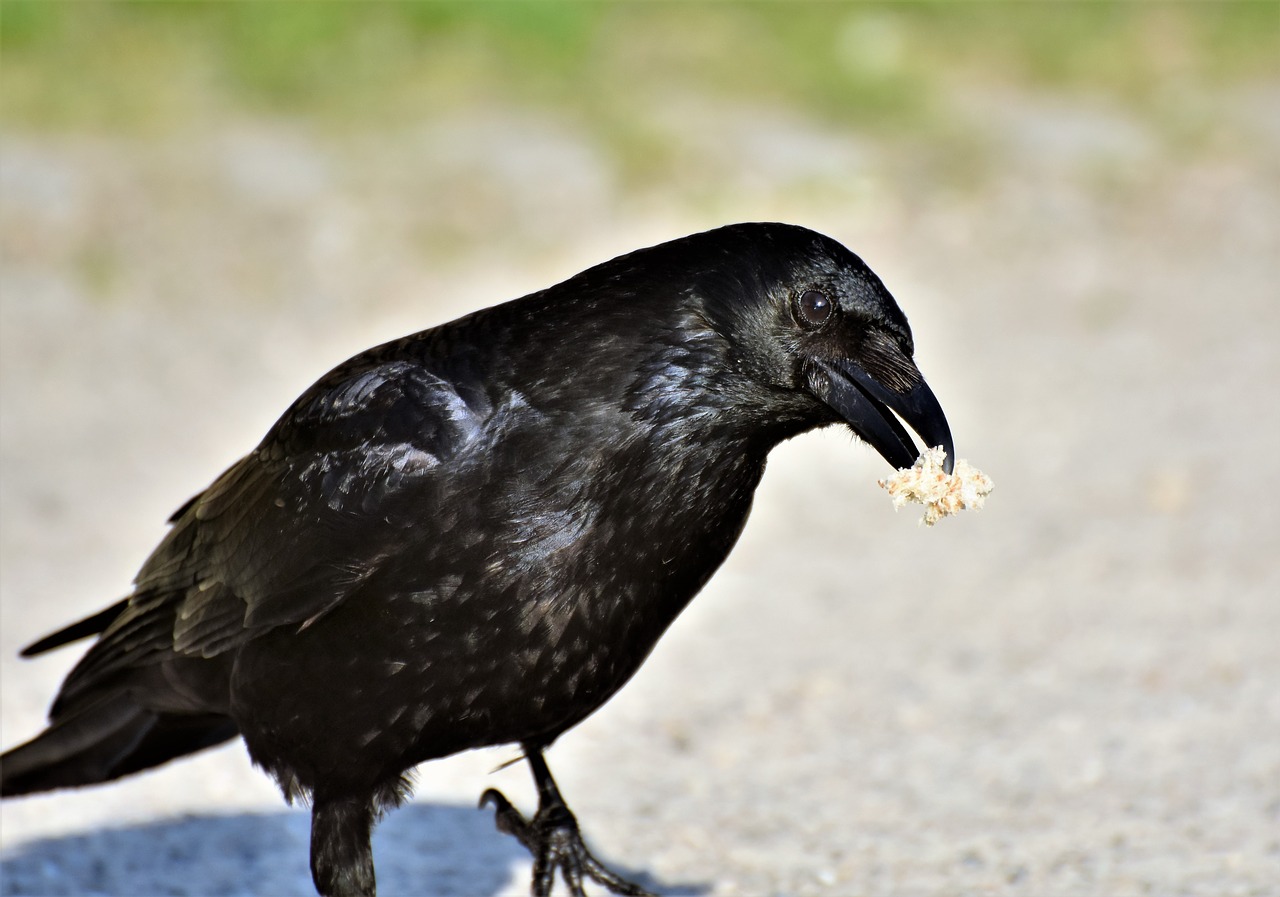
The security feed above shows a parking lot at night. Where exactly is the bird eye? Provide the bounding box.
[795,289,833,328]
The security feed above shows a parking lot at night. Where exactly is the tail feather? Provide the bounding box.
[20,599,130,657]
[1,693,236,797]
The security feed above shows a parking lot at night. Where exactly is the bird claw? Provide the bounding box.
[480,788,537,852]
[480,788,654,897]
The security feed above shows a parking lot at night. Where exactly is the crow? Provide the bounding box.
[1,223,955,897]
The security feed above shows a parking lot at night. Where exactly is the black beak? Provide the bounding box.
[811,358,955,474]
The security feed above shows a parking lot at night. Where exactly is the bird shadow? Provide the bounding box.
[1,800,705,896]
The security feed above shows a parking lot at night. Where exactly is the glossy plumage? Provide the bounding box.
[2,223,954,896]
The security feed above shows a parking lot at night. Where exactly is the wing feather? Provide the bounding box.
[54,355,497,704]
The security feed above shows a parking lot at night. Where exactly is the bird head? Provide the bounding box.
[693,223,955,473]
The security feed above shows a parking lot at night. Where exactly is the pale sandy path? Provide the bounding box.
[3,93,1278,895]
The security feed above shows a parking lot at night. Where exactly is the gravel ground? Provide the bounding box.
[3,86,1279,896]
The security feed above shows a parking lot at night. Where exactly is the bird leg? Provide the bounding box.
[310,794,377,897]
[480,748,654,897]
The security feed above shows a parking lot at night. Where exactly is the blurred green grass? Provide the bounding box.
[3,1,1275,139]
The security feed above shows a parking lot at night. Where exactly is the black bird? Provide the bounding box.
[1,223,954,897]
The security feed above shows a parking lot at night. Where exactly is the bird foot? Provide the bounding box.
[480,788,654,897]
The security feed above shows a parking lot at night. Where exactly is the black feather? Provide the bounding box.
[2,223,955,897]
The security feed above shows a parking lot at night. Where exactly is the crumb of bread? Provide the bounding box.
[877,446,994,526]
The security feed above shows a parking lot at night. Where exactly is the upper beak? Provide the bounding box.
[810,358,955,474]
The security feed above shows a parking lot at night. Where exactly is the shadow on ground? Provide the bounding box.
[0,800,704,896]
[2,802,512,896]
